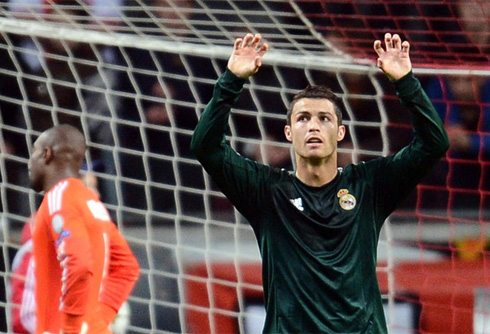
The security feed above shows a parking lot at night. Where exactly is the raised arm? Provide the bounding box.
[370,33,449,223]
[190,34,274,225]
[373,32,448,157]
[190,33,268,159]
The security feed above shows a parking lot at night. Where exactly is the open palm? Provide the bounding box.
[227,33,269,79]
[374,33,412,81]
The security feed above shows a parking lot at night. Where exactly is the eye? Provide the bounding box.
[319,115,331,122]
[297,115,309,122]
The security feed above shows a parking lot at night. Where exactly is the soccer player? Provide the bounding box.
[28,124,140,334]
[190,32,449,333]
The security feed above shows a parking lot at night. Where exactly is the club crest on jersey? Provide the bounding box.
[52,214,64,234]
[51,214,71,247]
[290,197,304,212]
[337,189,356,211]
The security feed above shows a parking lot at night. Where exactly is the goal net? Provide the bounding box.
[0,0,489,333]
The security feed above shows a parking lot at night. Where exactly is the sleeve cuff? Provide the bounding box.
[98,302,118,325]
[219,69,247,94]
[394,71,421,99]
[62,312,84,334]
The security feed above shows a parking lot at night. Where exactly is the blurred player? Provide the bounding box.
[191,33,449,333]
[11,216,36,334]
[11,173,131,334]
[28,124,140,334]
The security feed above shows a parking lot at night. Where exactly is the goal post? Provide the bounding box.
[0,1,489,333]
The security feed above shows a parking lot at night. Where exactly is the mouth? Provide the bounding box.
[306,137,323,145]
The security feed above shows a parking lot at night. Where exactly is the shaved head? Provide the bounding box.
[29,124,87,192]
[42,124,86,168]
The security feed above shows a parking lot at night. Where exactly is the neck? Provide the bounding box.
[43,169,79,192]
[294,157,338,187]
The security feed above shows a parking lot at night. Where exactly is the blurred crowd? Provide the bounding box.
[0,0,487,219]
[0,0,489,332]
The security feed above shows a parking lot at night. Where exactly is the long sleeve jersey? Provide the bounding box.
[191,70,449,333]
[32,178,140,334]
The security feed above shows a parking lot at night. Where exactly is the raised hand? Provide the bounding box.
[374,33,412,81]
[227,33,269,79]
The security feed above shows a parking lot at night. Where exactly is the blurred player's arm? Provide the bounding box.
[97,224,140,327]
[50,212,93,334]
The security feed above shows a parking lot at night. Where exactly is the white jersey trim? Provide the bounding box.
[48,180,69,216]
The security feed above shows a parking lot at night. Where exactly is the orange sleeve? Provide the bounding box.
[98,224,140,325]
[49,209,93,334]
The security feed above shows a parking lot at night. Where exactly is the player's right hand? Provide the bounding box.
[227,33,268,79]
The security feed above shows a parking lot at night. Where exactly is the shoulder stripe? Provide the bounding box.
[48,180,69,215]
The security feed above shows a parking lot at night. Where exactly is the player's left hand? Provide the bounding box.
[373,33,412,81]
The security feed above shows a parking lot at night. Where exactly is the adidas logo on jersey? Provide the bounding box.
[290,197,304,212]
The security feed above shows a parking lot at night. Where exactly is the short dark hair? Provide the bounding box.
[286,85,343,126]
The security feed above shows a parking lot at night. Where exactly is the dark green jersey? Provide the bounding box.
[191,69,448,333]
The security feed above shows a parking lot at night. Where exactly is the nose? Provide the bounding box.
[308,117,321,132]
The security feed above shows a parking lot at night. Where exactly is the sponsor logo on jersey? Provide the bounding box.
[337,188,356,211]
[290,197,304,212]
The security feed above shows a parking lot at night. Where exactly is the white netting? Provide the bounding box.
[0,1,489,333]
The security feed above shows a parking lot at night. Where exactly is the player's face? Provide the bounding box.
[284,98,345,163]
[28,137,46,192]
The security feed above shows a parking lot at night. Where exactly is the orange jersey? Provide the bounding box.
[32,178,139,334]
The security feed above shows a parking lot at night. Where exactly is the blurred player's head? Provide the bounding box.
[284,85,345,164]
[29,124,86,192]
[456,0,490,46]
[150,0,195,32]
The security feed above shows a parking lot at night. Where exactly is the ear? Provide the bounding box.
[43,147,54,164]
[337,125,346,142]
[284,125,293,142]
